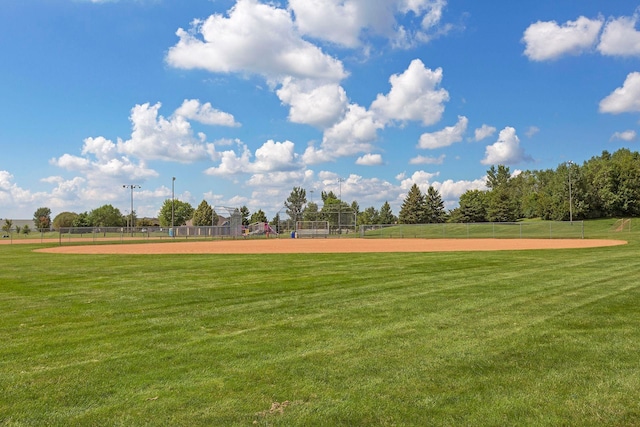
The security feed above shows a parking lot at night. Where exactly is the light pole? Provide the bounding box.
[171,177,176,238]
[123,184,141,236]
[567,161,573,223]
[338,177,344,234]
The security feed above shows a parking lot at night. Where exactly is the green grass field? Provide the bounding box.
[1,219,639,426]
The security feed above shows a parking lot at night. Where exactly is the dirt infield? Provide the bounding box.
[35,238,626,255]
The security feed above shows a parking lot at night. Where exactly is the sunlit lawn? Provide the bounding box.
[1,219,639,426]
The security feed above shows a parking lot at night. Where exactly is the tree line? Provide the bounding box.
[6,147,639,233]
[451,148,640,223]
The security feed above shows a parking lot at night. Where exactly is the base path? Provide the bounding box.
[36,238,626,255]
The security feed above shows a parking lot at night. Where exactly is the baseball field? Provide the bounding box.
[1,219,639,425]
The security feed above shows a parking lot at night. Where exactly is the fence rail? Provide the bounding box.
[359,221,585,239]
[1,221,591,245]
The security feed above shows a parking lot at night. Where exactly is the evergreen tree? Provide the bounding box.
[458,190,488,222]
[240,206,250,226]
[398,184,426,224]
[379,201,396,224]
[285,187,307,222]
[303,202,319,221]
[358,206,380,225]
[425,186,446,223]
[250,209,268,223]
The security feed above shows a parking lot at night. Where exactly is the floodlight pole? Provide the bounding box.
[171,177,176,238]
[338,177,344,234]
[567,161,573,223]
[123,184,141,236]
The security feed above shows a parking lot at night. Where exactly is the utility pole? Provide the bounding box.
[567,161,573,223]
[171,177,176,237]
[338,177,344,234]
[123,184,141,236]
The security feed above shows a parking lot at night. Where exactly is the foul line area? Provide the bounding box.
[33,238,627,255]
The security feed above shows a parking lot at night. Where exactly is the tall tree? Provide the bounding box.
[398,184,426,224]
[249,209,268,223]
[425,186,446,223]
[486,165,512,189]
[72,212,91,227]
[302,201,319,221]
[485,165,518,222]
[89,205,125,227]
[2,219,12,234]
[358,206,380,225]
[158,199,194,227]
[192,200,217,226]
[33,207,52,231]
[52,212,78,229]
[240,206,250,226]
[285,187,306,221]
[458,190,488,222]
[379,201,396,224]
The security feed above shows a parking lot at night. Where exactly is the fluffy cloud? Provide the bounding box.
[598,14,640,57]
[418,115,468,149]
[276,78,348,128]
[166,0,347,83]
[117,102,217,163]
[474,124,496,141]
[599,72,640,114]
[409,154,445,165]
[356,153,384,166]
[52,137,158,183]
[397,170,440,192]
[174,99,240,127]
[481,127,533,165]
[610,130,637,142]
[289,0,448,48]
[205,140,303,176]
[319,172,398,205]
[435,178,486,202]
[303,104,384,164]
[371,59,449,126]
[523,16,603,61]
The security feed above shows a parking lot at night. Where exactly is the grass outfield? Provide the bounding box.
[1,219,639,425]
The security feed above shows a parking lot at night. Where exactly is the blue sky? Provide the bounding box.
[2,0,640,221]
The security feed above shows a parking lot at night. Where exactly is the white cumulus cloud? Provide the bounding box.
[600,72,640,114]
[166,0,347,84]
[205,140,303,176]
[474,124,496,141]
[356,153,384,166]
[303,104,384,164]
[523,16,603,61]
[276,78,348,128]
[598,14,640,57]
[289,0,448,49]
[409,154,445,165]
[610,130,637,142]
[117,102,217,163]
[174,99,240,127]
[481,127,533,165]
[370,59,449,126]
[418,116,468,149]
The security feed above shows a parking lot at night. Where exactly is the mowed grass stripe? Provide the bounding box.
[1,230,639,425]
